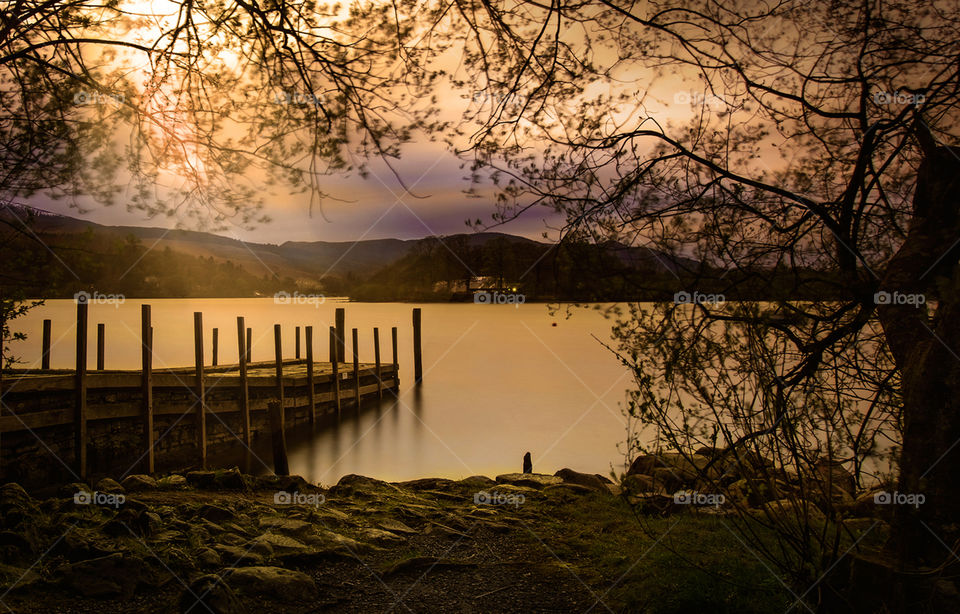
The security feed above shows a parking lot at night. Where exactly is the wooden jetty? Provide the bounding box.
[0,305,422,483]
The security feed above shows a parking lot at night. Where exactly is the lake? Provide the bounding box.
[7,299,635,484]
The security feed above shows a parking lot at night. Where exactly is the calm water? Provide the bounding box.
[8,299,634,484]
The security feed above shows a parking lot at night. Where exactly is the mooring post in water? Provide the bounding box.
[95,323,105,370]
[374,327,382,399]
[193,312,207,469]
[352,328,360,406]
[306,326,316,423]
[329,326,341,415]
[295,326,301,360]
[335,307,345,365]
[273,324,285,410]
[391,326,399,391]
[236,316,251,451]
[41,319,51,370]
[141,305,154,474]
[268,400,289,476]
[75,301,88,478]
[413,308,423,384]
[246,327,252,363]
[211,328,218,367]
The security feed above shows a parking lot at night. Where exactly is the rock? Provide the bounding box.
[196,547,221,568]
[459,475,496,489]
[651,466,694,492]
[96,478,125,494]
[305,530,370,553]
[495,473,562,489]
[121,474,158,492]
[199,504,235,523]
[186,468,246,490]
[62,552,146,598]
[627,454,659,476]
[250,533,310,556]
[695,446,726,458]
[605,483,623,497]
[214,544,265,566]
[378,518,417,535]
[815,460,855,496]
[219,533,247,547]
[360,528,406,544]
[762,498,827,523]
[621,474,655,494]
[728,478,782,507]
[57,483,91,501]
[397,477,456,490]
[180,574,246,614]
[852,488,890,517]
[627,493,679,515]
[258,516,313,537]
[228,566,318,600]
[0,566,39,591]
[157,475,188,490]
[522,452,532,473]
[554,468,609,492]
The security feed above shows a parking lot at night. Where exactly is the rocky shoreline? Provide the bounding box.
[0,460,897,613]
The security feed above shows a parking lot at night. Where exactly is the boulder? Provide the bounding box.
[196,547,221,568]
[378,518,417,535]
[228,566,318,600]
[62,552,147,598]
[397,477,456,490]
[495,473,562,489]
[180,574,246,614]
[762,498,826,524]
[121,474,158,492]
[815,460,855,496]
[157,475,188,490]
[621,474,655,494]
[95,478,125,494]
[458,475,496,488]
[249,533,311,556]
[214,544,265,566]
[199,504,235,523]
[186,468,246,490]
[554,469,609,492]
[258,517,313,537]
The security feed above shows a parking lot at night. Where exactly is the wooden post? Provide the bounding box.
[413,307,423,383]
[141,305,154,474]
[96,323,105,370]
[237,317,251,450]
[306,326,316,423]
[41,319,51,370]
[330,326,340,415]
[273,324,284,410]
[392,326,399,391]
[193,312,207,469]
[295,326,301,360]
[212,327,219,367]
[268,400,289,476]
[245,327,252,363]
[75,302,88,478]
[374,327,382,399]
[352,328,360,406]
[335,307,345,366]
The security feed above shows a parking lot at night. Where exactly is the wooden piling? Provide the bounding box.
[41,319,51,370]
[335,308,345,366]
[268,400,289,476]
[141,305,154,474]
[306,326,316,423]
[413,308,423,383]
[236,317,251,450]
[373,327,382,399]
[96,323,105,370]
[295,326,301,360]
[212,328,218,367]
[391,326,399,391]
[329,326,341,415]
[352,328,360,406]
[75,302,88,478]
[273,324,284,410]
[193,312,207,469]
[246,327,252,363]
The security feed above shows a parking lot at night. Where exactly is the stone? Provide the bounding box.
[494,473,562,489]
[621,474,655,494]
[360,528,405,544]
[554,468,609,492]
[377,518,417,535]
[199,504,235,523]
[762,498,827,523]
[458,475,496,488]
[258,516,313,537]
[397,477,456,490]
[180,574,246,614]
[815,460,855,496]
[227,566,318,600]
[157,475,188,490]
[197,547,221,568]
[250,533,310,556]
[214,544,264,566]
[95,478,125,494]
[121,474,158,492]
[522,452,532,473]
